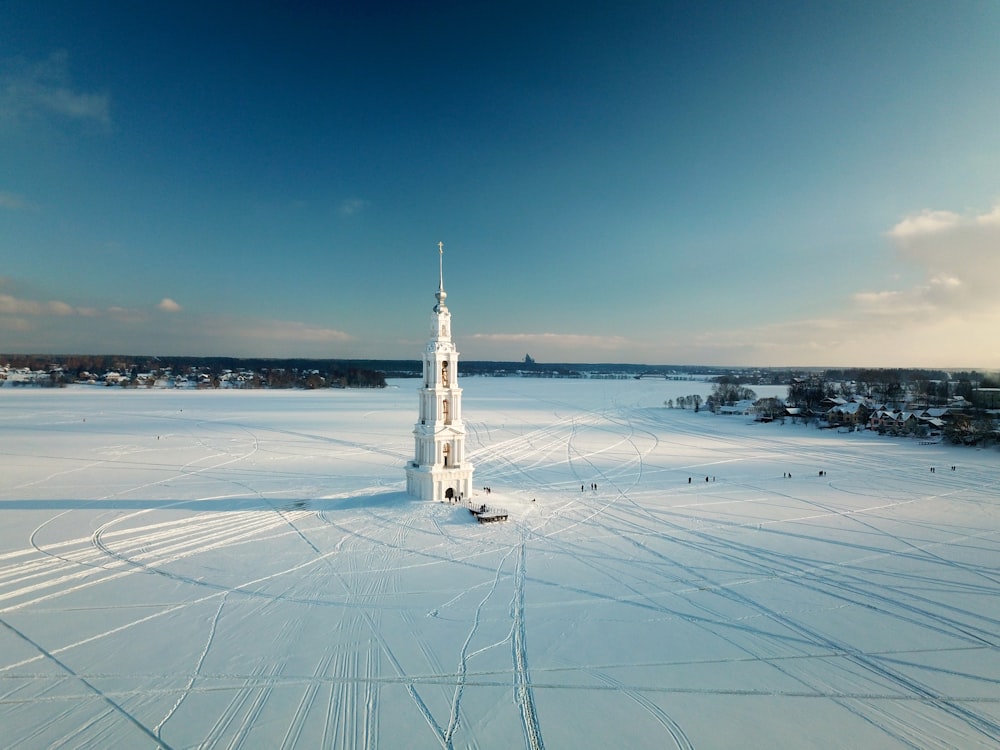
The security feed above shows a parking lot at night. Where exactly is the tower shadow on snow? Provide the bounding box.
[0,490,419,514]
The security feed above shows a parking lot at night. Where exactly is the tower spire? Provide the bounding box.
[438,241,445,292]
[435,241,447,311]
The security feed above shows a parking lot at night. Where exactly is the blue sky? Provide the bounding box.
[2,1,999,368]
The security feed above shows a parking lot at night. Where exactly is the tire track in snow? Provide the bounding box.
[314,504,453,749]
[511,539,543,750]
[198,661,271,748]
[4,665,999,704]
[587,492,1000,746]
[1,509,305,612]
[0,539,345,677]
[279,653,335,750]
[197,601,307,748]
[508,400,992,740]
[0,615,170,748]
[584,667,693,750]
[443,544,516,749]
[154,592,230,739]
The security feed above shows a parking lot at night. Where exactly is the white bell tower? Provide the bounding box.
[405,242,474,502]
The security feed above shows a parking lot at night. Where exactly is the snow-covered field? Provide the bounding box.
[2,377,999,749]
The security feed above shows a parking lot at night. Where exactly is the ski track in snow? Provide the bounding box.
[1,382,999,748]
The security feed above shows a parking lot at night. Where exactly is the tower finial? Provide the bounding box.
[438,241,444,292]
[434,241,448,311]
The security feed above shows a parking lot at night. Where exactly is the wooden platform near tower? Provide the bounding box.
[468,503,509,523]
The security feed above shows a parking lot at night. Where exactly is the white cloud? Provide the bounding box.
[852,289,904,309]
[975,204,1000,227]
[0,293,157,321]
[0,293,39,315]
[0,292,119,340]
[0,292,356,357]
[0,51,110,129]
[339,198,369,216]
[0,294,81,316]
[885,209,961,239]
[872,202,1000,314]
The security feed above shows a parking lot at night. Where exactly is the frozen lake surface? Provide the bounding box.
[1,377,999,749]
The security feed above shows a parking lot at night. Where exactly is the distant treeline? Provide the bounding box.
[6,355,995,394]
[242,360,742,380]
[458,362,753,379]
[1,354,387,389]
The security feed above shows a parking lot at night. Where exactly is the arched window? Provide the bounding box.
[442,444,450,467]
[441,361,449,387]
[442,399,449,423]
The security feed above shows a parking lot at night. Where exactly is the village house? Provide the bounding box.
[868,409,923,435]
[715,399,756,416]
[825,400,868,427]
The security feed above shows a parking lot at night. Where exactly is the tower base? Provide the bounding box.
[405,462,474,502]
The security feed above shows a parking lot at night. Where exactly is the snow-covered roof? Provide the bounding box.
[716,399,755,414]
[921,407,950,418]
[829,402,863,415]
